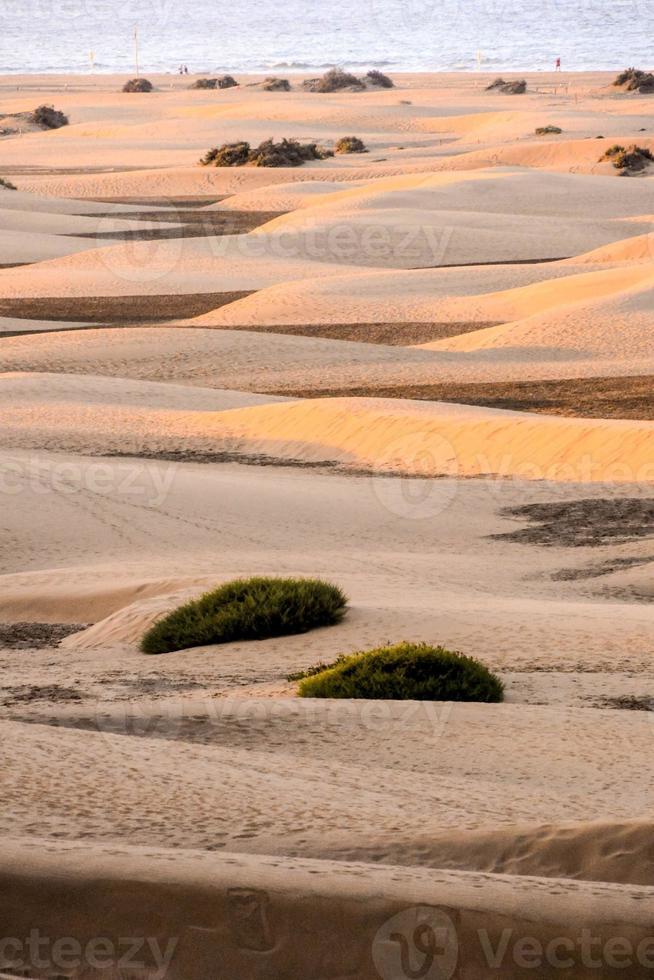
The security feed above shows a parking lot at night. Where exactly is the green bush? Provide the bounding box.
[335,136,368,153]
[296,641,504,702]
[141,576,348,654]
[600,143,654,171]
[30,104,69,128]
[200,137,333,167]
[535,125,562,135]
[122,78,153,93]
[366,69,394,88]
[0,177,16,190]
[217,75,238,89]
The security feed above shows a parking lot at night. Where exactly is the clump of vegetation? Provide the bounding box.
[200,137,333,167]
[295,641,504,702]
[122,78,153,93]
[200,141,251,166]
[600,143,654,172]
[486,77,526,94]
[250,137,333,165]
[535,125,562,135]
[30,104,69,128]
[613,67,654,92]
[0,177,16,190]
[190,77,218,89]
[335,136,368,153]
[217,75,238,89]
[141,576,348,654]
[262,77,291,91]
[366,69,394,88]
[303,68,366,93]
[301,67,395,93]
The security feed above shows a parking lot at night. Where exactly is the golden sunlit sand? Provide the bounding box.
[1,70,654,977]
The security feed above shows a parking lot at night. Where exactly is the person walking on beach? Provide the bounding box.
[555,56,561,71]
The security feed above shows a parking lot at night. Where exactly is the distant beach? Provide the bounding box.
[0,0,652,74]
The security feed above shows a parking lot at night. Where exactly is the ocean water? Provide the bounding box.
[1,0,652,75]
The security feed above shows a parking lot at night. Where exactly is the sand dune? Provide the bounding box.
[0,207,181,238]
[2,376,654,478]
[566,232,654,265]
[429,273,654,361]
[2,321,652,391]
[191,261,645,329]
[2,842,652,980]
[311,818,654,885]
[3,71,654,965]
[0,207,184,264]
[0,188,171,216]
[0,316,92,335]
[256,206,648,267]
[107,395,654,481]
[2,699,653,847]
[256,167,654,220]
[216,178,366,212]
[434,134,654,174]
[2,449,653,671]
[3,203,638,299]
[0,372,287,410]
[0,235,361,298]
[0,227,104,264]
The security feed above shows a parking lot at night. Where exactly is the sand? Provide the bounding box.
[2,70,654,977]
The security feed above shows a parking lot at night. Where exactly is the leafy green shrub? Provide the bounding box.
[303,68,365,93]
[366,69,394,88]
[486,77,526,94]
[217,75,238,89]
[141,576,348,654]
[122,78,153,93]
[200,137,333,167]
[600,143,654,171]
[30,104,69,128]
[296,641,504,702]
[0,177,16,190]
[535,125,562,135]
[263,77,291,91]
[613,68,654,92]
[335,136,368,153]
[190,77,218,89]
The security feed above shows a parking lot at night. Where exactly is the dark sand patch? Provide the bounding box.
[274,375,654,419]
[219,321,497,345]
[493,499,654,548]
[0,292,253,323]
[0,622,88,649]
[553,555,654,581]
[102,449,340,470]
[77,209,285,241]
[1,684,85,707]
[591,695,654,711]
[99,450,446,480]
[87,196,227,207]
